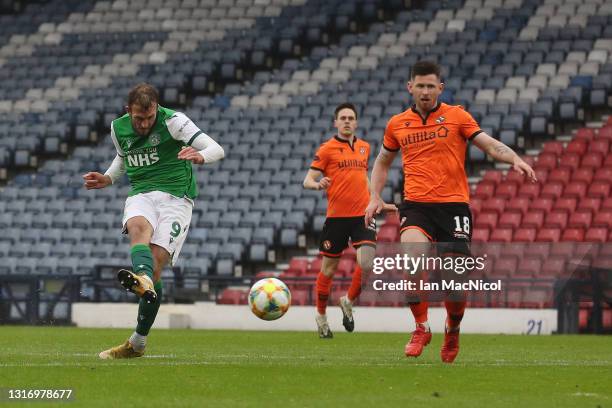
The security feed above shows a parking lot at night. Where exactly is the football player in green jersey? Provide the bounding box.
[83,83,224,359]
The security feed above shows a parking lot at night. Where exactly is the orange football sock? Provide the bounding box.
[316,272,333,315]
[347,265,362,302]
[444,300,466,331]
[409,301,429,325]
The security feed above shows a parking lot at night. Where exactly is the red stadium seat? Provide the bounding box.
[521,155,536,167]
[384,212,400,227]
[308,257,323,274]
[495,183,518,199]
[581,152,604,169]
[517,183,541,199]
[498,212,522,229]
[547,168,571,185]
[503,289,523,308]
[474,211,498,230]
[558,153,581,170]
[514,228,536,242]
[544,211,568,229]
[505,170,526,185]
[540,182,564,199]
[337,258,355,277]
[575,127,596,141]
[523,242,552,261]
[521,288,553,308]
[481,197,507,214]
[576,197,601,213]
[505,197,530,215]
[565,139,587,155]
[377,225,397,242]
[472,228,490,242]
[553,197,577,213]
[561,228,585,242]
[534,153,557,170]
[522,211,544,228]
[470,197,483,214]
[290,289,311,306]
[516,257,543,278]
[534,169,549,184]
[531,198,553,213]
[217,288,248,305]
[568,211,593,229]
[563,181,587,198]
[587,182,610,198]
[598,126,612,140]
[541,141,564,156]
[588,139,609,155]
[592,210,612,229]
[594,168,612,182]
[492,256,517,277]
[536,228,561,242]
[287,258,309,276]
[540,257,566,277]
[585,228,608,242]
[571,168,594,184]
[489,228,513,242]
[473,181,496,199]
[602,197,612,211]
[343,246,357,258]
[482,170,503,185]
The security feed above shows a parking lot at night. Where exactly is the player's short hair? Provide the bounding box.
[410,60,441,80]
[334,103,358,119]
[128,83,159,110]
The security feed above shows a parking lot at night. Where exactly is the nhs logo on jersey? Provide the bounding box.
[127,149,160,167]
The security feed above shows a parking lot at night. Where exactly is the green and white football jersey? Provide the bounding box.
[110,106,206,199]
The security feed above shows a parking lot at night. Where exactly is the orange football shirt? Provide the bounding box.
[383,103,482,203]
[310,136,370,218]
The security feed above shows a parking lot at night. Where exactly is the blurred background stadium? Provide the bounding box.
[0,0,610,334]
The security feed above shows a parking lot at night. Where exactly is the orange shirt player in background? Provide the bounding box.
[365,61,537,363]
[304,103,396,338]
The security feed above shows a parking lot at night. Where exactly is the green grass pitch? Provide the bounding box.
[0,326,610,407]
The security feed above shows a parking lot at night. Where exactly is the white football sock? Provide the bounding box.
[129,332,146,352]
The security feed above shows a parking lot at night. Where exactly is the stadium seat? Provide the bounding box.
[585,228,608,243]
[498,212,521,229]
[514,228,536,242]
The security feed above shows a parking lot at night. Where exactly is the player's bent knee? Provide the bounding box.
[126,216,154,242]
[400,228,431,243]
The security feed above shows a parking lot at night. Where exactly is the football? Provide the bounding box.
[248,278,292,321]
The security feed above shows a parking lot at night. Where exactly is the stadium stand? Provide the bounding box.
[0,0,610,331]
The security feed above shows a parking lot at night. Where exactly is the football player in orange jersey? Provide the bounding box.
[304,103,395,338]
[365,61,536,362]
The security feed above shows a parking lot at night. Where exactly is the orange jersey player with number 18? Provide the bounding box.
[365,61,537,363]
[304,103,396,339]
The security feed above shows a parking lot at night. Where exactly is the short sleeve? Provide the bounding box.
[383,118,400,152]
[166,112,208,145]
[109,122,125,157]
[457,107,483,140]
[310,144,328,173]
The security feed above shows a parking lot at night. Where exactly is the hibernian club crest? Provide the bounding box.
[149,133,161,146]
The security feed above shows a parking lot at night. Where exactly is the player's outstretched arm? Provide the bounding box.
[365,148,397,225]
[83,153,125,189]
[303,168,330,191]
[472,132,537,183]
